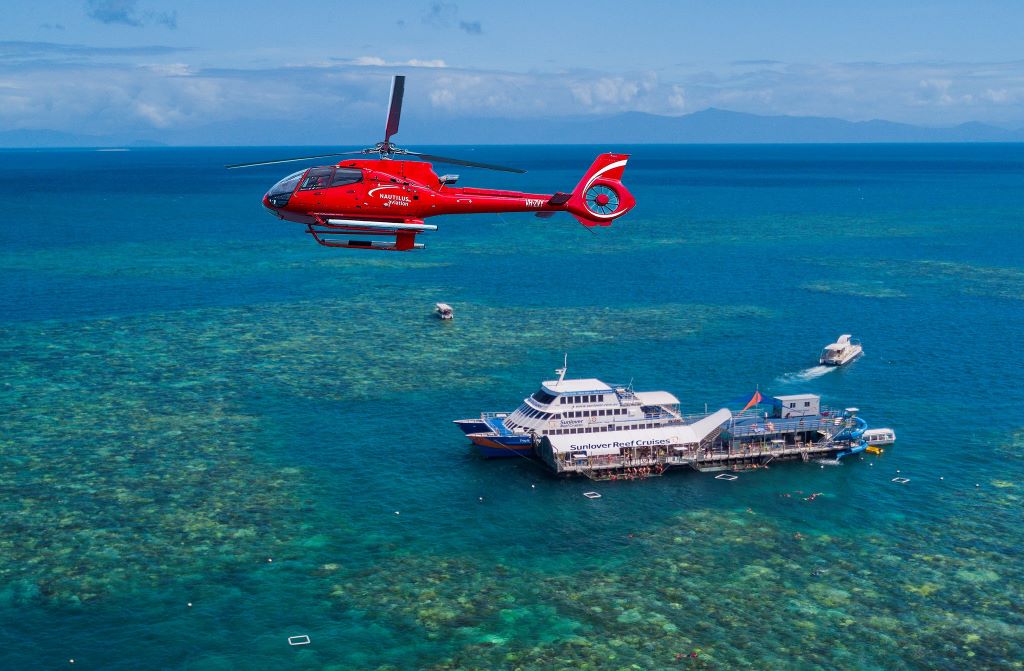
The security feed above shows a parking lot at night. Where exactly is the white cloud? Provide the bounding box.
[2,43,1023,141]
[351,56,447,68]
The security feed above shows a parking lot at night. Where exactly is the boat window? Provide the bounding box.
[553,414,560,420]
[330,168,362,187]
[789,402,796,408]
[299,167,333,190]
[804,401,811,407]
[532,389,557,404]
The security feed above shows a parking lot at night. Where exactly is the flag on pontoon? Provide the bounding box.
[740,390,764,414]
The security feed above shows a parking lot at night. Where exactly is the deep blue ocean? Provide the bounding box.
[1,144,1023,670]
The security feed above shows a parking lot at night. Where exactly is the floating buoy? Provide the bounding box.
[531,484,536,489]
[187,602,192,608]
[478,497,483,502]
[267,558,273,563]
[395,511,400,515]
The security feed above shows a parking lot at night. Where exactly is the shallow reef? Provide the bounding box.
[323,507,1024,671]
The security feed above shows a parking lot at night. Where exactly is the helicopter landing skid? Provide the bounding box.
[305,215,434,251]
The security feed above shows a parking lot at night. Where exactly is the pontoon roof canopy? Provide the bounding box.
[544,408,731,455]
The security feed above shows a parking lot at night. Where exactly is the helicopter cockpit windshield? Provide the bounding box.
[265,167,365,209]
[265,170,304,207]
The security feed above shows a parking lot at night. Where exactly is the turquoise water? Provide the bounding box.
[1,145,1023,670]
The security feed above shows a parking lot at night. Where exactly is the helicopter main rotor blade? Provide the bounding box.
[404,151,526,174]
[384,75,405,145]
[225,151,368,169]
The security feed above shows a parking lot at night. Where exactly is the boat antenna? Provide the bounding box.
[555,353,567,386]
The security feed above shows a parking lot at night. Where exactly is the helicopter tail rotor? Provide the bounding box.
[564,153,635,226]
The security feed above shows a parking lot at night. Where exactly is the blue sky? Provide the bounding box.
[3,1,1024,142]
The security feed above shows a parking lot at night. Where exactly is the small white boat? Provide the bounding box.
[819,334,863,366]
[435,302,454,320]
[861,428,896,445]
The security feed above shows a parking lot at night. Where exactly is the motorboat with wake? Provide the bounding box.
[819,335,863,366]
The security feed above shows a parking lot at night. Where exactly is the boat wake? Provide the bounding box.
[777,365,834,384]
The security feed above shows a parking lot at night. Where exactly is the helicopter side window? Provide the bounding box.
[330,168,363,187]
[299,167,334,191]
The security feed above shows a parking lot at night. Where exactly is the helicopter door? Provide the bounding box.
[298,167,333,208]
[299,167,333,191]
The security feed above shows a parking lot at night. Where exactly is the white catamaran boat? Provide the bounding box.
[435,302,454,320]
[453,358,687,457]
[819,335,863,366]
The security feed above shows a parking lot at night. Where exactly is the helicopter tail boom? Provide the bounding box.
[565,153,635,226]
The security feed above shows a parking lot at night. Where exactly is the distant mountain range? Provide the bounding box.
[3,108,1024,147]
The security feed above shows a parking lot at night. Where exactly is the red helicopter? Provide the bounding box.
[227,76,635,251]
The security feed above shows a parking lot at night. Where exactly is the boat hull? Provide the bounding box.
[820,348,863,366]
[467,432,534,458]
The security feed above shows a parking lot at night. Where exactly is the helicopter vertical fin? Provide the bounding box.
[565,153,635,226]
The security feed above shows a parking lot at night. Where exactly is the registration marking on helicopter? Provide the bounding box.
[524,199,545,207]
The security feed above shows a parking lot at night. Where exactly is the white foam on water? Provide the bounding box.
[777,365,834,383]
